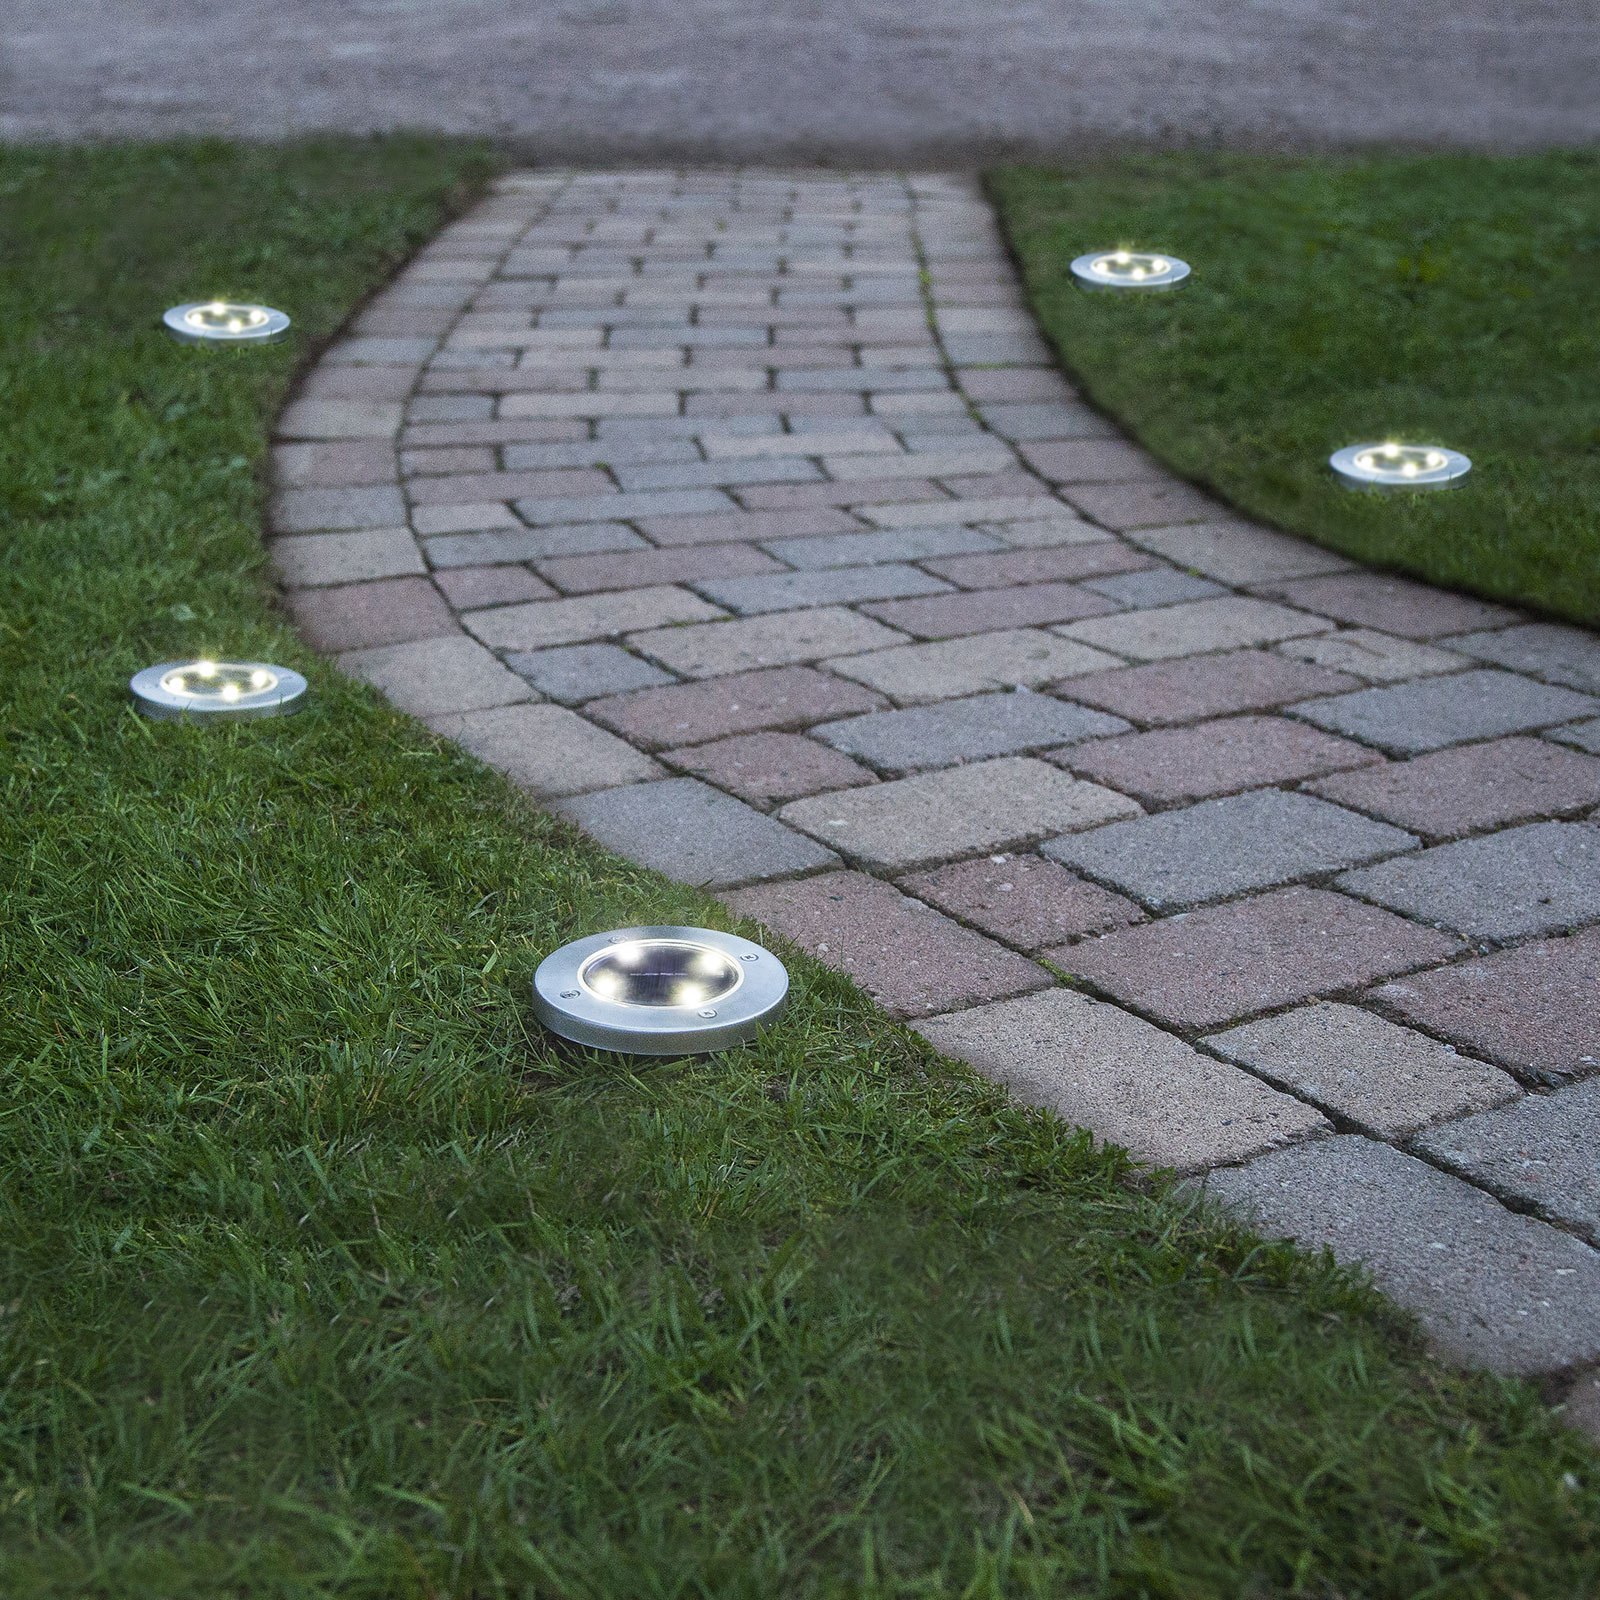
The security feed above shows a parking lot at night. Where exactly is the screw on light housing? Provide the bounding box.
[1070,250,1191,293]
[532,926,788,1055]
[129,659,307,721]
[1329,442,1471,493]
[163,302,291,346]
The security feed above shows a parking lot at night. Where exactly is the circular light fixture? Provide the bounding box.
[129,659,308,721]
[163,301,291,346]
[532,926,788,1055]
[1329,441,1471,493]
[1070,250,1191,293]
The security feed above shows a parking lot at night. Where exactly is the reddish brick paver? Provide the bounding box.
[1057,887,1464,1031]
[1058,715,1380,806]
[1368,928,1600,1083]
[664,731,877,807]
[725,870,1051,1017]
[588,665,884,748]
[899,855,1142,950]
[269,169,1600,1382]
[1308,736,1600,839]
[1058,651,1362,725]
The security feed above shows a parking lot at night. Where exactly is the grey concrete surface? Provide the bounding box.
[5,1,1599,155]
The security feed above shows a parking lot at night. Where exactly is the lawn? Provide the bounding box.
[1,139,1597,1598]
[989,152,1600,627]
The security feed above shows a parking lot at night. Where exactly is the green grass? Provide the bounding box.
[1,139,1597,1598]
[989,152,1600,626]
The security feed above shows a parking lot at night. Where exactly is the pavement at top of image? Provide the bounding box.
[5,1,1600,154]
[268,167,1600,1423]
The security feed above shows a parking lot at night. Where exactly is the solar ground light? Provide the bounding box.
[532,927,788,1055]
[1329,442,1472,493]
[163,301,292,346]
[1070,250,1191,293]
[129,659,308,721]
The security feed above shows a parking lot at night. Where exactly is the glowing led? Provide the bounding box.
[1072,250,1190,293]
[132,659,306,721]
[534,927,788,1056]
[163,301,291,346]
[1331,442,1471,493]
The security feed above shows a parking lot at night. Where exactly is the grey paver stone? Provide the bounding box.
[1080,568,1227,608]
[423,524,645,567]
[629,607,906,678]
[917,988,1328,1173]
[1059,651,1361,727]
[1044,789,1417,910]
[1056,596,1331,662]
[338,634,533,718]
[424,702,663,797]
[1309,736,1600,840]
[814,691,1128,774]
[1443,623,1600,694]
[1274,628,1469,683]
[463,586,726,650]
[411,503,523,536]
[762,525,1002,570]
[275,399,404,440]
[1019,438,1166,483]
[923,543,1151,589]
[536,541,784,596]
[512,488,736,525]
[899,854,1142,951]
[1064,480,1224,530]
[664,732,877,807]
[825,629,1122,705]
[288,577,457,652]
[725,870,1049,1017]
[1549,718,1600,756]
[1413,1078,1600,1246]
[956,369,1073,402]
[975,402,1120,441]
[272,439,395,488]
[864,495,1064,529]
[1059,714,1379,805]
[503,643,676,704]
[779,756,1140,873]
[1338,821,1600,941]
[1367,926,1600,1082]
[432,565,557,610]
[1265,573,1523,639]
[271,529,424,587]
[1294,669,1600,755]
[1126,522,1355,585]
[638,507,860,546]
[555,778,837,889]
[587,665,883,748]
[1059,886,1461,1030]
[694,564,952,614]
[1194,1136,1600,1375]
[1205,1001,1518,1138]
[858,582,1116,639]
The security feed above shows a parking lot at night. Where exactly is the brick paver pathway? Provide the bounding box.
[270,169,1600,1399]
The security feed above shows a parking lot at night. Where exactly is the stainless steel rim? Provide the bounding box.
[129,660,308,721]
[163,302,292,346]
[1070,251,1191,293]
[532,926,788,1055]
[1329,442,1472,493]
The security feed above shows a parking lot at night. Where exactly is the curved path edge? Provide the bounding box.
[266,168,1600,1411]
